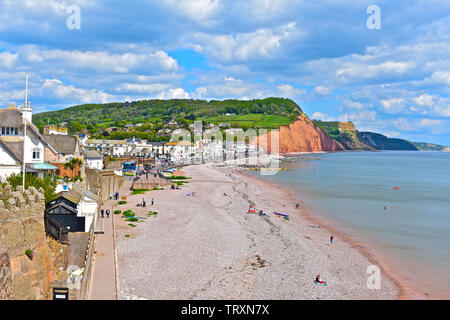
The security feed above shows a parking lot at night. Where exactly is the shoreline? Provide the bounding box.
[238,169,442,300]
[116,163,400,299]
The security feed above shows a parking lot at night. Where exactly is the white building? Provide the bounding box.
[84,150,104,170]
[0,103,58,182]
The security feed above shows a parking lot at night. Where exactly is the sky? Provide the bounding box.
[0,0,449,145]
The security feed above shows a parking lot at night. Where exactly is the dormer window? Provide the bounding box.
[1,127,19,136]
[32,148,41,160]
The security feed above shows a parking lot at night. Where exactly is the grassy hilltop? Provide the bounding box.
[33,97,302,140]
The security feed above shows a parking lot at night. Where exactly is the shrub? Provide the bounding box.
[126,217,139,222]
[114,210,122,215]
[25,249,34,259]
[122,209,135,217]
[118,200,127,205]
[128,223,137,227]
[124,234,130,238]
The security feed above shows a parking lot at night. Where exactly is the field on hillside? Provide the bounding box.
[201,113,292,129]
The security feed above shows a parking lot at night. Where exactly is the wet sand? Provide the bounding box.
[115,164,400,300]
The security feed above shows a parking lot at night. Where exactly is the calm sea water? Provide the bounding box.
[250,151,450,298]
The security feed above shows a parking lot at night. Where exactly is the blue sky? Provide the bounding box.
[0,0,449,145]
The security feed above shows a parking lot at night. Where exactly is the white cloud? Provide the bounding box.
[164,0,220,24]
[156,88,190,99]
[277,84,306,99]
[35,49,178,73]
[380,98,406,114]
[117,83,172,94]
[42,78,115,103]
[313,86,333,96]
[431,71,450,85]
[189,22,300,62]
[0,51,19,68]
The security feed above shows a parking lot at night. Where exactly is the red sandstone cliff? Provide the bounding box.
[253,115,344,153]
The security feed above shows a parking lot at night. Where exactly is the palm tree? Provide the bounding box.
[64,158,84,179]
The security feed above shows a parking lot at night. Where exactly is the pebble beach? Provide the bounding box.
[115,164,401,300]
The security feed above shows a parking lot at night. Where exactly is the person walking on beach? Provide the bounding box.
[101,209,104,218]
[330,235,334,245]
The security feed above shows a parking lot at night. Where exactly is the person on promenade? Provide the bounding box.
[151,198,154,206]
[296,202,300,209]
[330,235,334,245]
[106,209,110,218]
[142,199,146,207]
[101,209,104,218]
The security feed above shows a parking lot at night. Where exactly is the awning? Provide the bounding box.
[31,162,58,170]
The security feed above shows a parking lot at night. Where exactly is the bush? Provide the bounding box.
[126,217,139,222]
[114,210,122,215]
[122,209,135,217]
[6,173,56,203]
[118,200,127,205]
[128,223,137,227]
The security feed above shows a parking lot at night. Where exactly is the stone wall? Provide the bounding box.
[101,171,125,201]
[0,184,69,300]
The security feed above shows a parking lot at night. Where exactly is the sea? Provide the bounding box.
[249,151,450,299]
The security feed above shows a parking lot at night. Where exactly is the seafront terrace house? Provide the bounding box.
[85,139,128,156]
[0,103,58,181]
[164,140,195,162]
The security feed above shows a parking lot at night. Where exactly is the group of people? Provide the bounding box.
[248,205,268,217]
[100,208,110,218]
[109,192,120,200]
[249,202,335,286]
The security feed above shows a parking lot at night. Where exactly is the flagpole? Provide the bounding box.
[22,72,28,189]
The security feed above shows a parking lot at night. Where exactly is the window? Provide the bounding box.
[32,149,41,160]
[1,127,18,136]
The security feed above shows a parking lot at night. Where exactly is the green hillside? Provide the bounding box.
[313,121,375,151]
[360,132,418,150]
[409,141,450,151]
[33,98,302,140]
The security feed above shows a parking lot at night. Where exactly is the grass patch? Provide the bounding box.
[172,180,188,186]
[126,217,139,222]
[124,234,130,238]
[167,176,191,180]
[114,210,122,215]
[152,187,163,190]
[117,200,127,205]
[122,209,135,217]
[128,223,137,227]
[132,188,150,195]
[147,211,158,217]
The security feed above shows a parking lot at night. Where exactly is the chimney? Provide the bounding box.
[22,101,32,122]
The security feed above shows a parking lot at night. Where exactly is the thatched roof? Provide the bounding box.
[43,134,79,155]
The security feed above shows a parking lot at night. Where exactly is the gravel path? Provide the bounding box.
[115,164,400,300]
